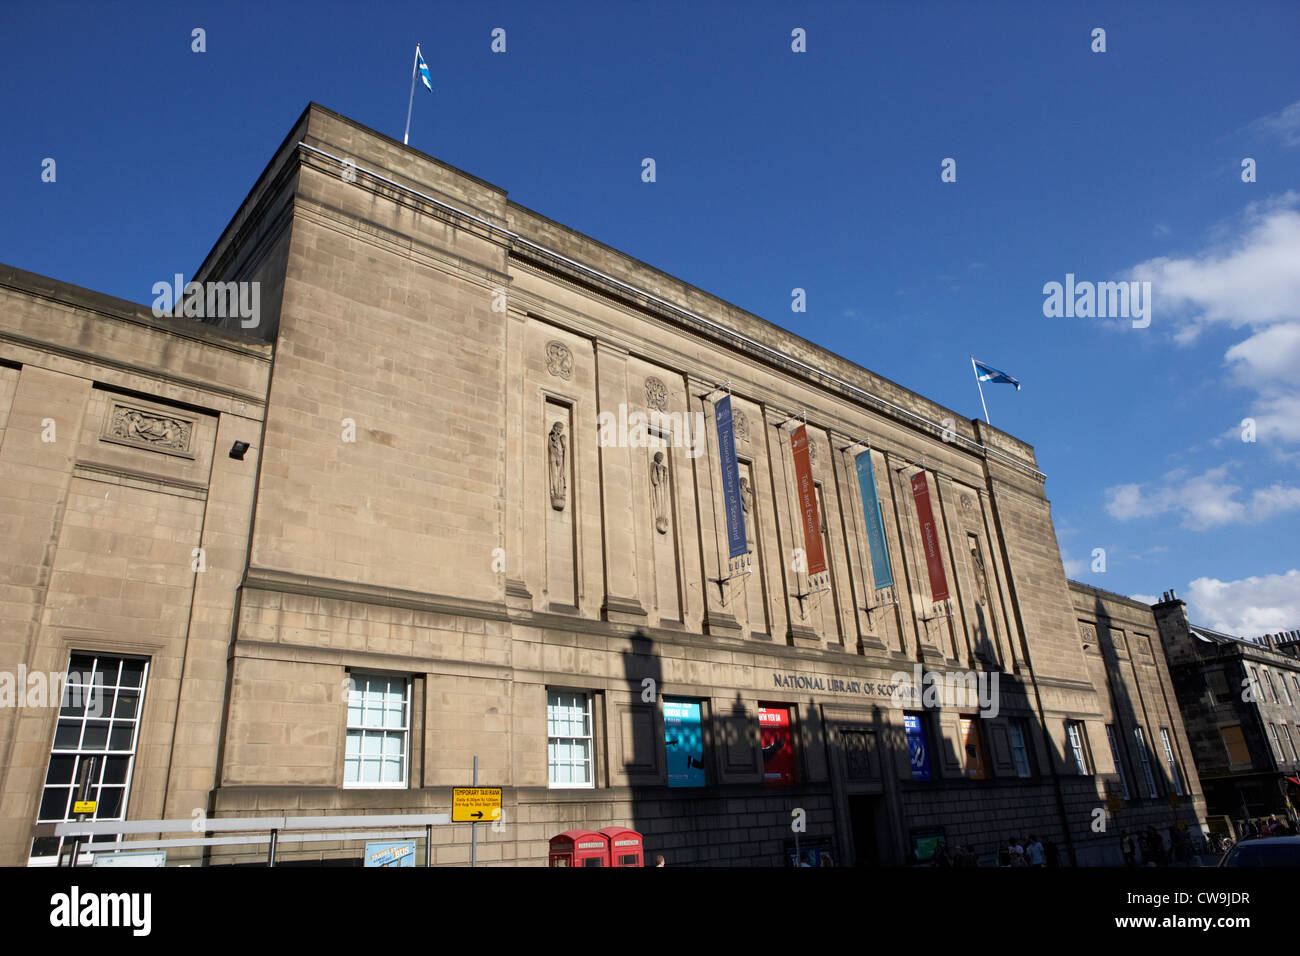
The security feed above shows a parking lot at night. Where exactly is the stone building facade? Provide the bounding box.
[0,104,1208,866]
[1153,596,1300,830]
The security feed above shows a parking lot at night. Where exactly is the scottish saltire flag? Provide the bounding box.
[973,360,1020,390]
[416,48,433,92]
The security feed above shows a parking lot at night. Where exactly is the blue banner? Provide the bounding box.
[664,698,706,787]
[715,396,747,561]
[904,714,932,782]
[854,451,894,591]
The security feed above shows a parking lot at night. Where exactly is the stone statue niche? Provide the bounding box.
[739,474,755,551]
[548,421,566,511]
[651,450,670,534]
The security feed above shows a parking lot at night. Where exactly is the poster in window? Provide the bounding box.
[664,698,705,788]
[960,718,986,780]
[759,705,796,786]
[904,713,932,781]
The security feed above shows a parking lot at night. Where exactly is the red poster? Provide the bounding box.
[910,472,950,602]
[790,425,827,577]
[758,706,796,786]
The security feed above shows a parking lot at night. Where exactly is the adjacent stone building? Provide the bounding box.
[1153,595,1300,831]
[0,104,1209,866]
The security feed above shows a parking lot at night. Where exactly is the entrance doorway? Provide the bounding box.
[848,795,882,866]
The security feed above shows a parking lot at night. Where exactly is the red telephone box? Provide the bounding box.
[598,827,643,867]
[548,830,609,867]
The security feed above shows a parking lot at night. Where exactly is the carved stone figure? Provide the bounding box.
[739,475,754,549]
[108,405,192,452]
[734,409,749,444]
[548,422,566,511]
[650,451,669,534]
[970,541,989,606]
[545,341,573,380]
[645,377,668,411]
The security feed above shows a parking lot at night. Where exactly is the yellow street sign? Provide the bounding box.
[73,801,97,814]
[452,787,501,823]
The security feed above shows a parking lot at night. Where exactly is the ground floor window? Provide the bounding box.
[547,690,594,787]
[30,653,148,864]
[344,673,409,788]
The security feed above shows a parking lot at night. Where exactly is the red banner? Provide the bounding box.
[790,425,827,577]
[910,472,950,601]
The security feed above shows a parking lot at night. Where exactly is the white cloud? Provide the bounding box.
[1128,193,1300,445]
[1129,593,1160,605]
[1063,556,1089,577]
[1104,464,1300,529]
[1248,99,1300,148]
[1184,570,1300,635]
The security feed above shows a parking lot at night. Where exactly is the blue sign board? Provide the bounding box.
[904,714,932,782]
[854,451,894,591]
[664,698,706,787]
[715,396,747,561]
[364,840,416,867]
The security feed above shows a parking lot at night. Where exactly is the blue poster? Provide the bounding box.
[364,840,416,867]
[664,698,705,787]
[904,714,931,782]
[715,396,747,562]
[854,451,894,591]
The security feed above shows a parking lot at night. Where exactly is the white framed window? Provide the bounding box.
[1262,669,1279,704]
[30,653,149,865]
[1248,667,1263,703]
[1280,724,1298,763]
[1278,673,1293,707]
[1133,727,1159,798]
[1066,721,1091,775]
[1159,728,1185,796]
[1105,724,1130,799]
[1266,724,1284,763]
[548,690,594,788]
[345,673,410,788]
[1008,719,1032,778]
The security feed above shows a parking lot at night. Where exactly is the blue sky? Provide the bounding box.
[2,1,1298,633]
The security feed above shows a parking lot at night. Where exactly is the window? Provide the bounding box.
[1105,724,1131,799]
[1281,724,1299,763]
[345,673,409,788]
[1205,668,1233,704]
[1066,721,1092,775]
[1262,669,1279,704]
[1008,719,1033,778]
[548,691,594,787]
[1220,724,1251,766]
[30,654,149,864]
[1159,728,1185,796]
[758,704,797,786]
[1133,727,1159,797]
[1267,724,1284,762]
[959,717,987,779]
[1248,667,1264,703]
[1292,675,1300,703]
[1278,674,1293,707]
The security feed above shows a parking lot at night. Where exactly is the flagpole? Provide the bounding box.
[971,355,990,425]
[403,44,420,145]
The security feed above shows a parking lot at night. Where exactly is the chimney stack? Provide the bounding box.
[1162,591,1170,602]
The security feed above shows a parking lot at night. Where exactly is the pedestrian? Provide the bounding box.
[654,854,665,867]
[999,838,1013,867]
[1121,830,1136,867]
[1026,834,1045,867]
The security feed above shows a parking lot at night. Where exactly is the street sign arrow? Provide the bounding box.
[471,811,483,819]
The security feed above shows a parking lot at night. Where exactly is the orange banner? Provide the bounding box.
[790,425,827,577]
[910,471,950,602]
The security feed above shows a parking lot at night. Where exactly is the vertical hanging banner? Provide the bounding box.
[853,451,893,591]
[790,425,827,583]
[909,471,950,602]
[714,395,748,572]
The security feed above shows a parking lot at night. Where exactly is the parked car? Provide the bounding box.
[1218,836,1300,867]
